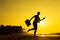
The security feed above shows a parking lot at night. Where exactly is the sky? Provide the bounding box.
[0,0,60,34]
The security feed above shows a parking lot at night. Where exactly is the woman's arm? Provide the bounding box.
[40,17,45,21]
[30,15,35,21]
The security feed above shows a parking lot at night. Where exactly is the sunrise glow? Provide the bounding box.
[40,21,45,25]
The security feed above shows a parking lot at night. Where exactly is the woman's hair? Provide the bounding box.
[37,12,40,15]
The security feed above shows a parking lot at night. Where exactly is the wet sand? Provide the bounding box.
[0,33,60,40]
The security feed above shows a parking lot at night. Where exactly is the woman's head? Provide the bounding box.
[37,12,40,15]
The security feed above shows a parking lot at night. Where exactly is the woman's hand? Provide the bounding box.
[40,17,46,21]
[43,17,45,20]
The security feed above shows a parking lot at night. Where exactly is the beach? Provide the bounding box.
[0,33,60,40]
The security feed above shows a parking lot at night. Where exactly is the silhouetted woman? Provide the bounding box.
[28,12,45,36]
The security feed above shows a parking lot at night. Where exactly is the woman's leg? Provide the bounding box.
[34,29,37,36]
[27,28,34,32]
[33,22,37,36]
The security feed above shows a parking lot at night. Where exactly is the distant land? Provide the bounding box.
[0,24,27,34]
[49,33,60,35]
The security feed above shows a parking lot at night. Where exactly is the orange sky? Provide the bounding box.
[0,0,60,34]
